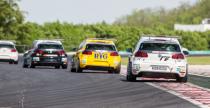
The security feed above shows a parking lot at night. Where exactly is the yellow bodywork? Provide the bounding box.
[76,38,121,70]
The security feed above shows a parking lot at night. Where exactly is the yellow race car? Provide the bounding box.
[71,38,121,73]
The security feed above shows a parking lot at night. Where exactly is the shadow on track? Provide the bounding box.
[120,79,178,83]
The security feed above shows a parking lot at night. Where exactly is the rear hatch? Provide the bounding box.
[84,43,118,62]
[37,43,64,57]
[36,44,65,62]
[136,42,184,70]
[0,44,15,56]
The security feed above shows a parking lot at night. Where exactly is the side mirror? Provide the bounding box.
[183,51,189,55]
[126,48,133,53]
[71,48,78,51]
[182,48,189,56]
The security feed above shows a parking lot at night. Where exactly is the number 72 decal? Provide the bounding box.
[160,56,170,61]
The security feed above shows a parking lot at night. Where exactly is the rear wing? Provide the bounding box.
[0,40,16,45]
[86,38,117,44]
[86,38,117,41]
[33,39,63,48]
[140,35,181,43]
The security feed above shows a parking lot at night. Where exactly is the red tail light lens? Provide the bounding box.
[135,51,148,57]
[110,52,119,56]
[11,49,17,52]
[172,53,185,59]
[57,50,66,56]
[32,49,43,56]
[36,49,44,54]
[82,50,92,55]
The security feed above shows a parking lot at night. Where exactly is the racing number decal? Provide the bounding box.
[160,56,170,61]
[94,53,107,59]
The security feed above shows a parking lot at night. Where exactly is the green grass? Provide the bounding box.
[187,56,210,65]
[121,56,210,66]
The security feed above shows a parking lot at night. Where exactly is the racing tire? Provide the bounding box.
[71,67,76,72]
[62,65,67,69]
[9,61,13,64]
[23,64,28,68]
[115,65,121,74]
[176,66,188,83]
[176,75,188,83]
[109,66,121,74]
[55,65,60,69]
[126,62,136,82]
[76,60,83,73]
[30,64,35,68]
[14,61,18,64]
[76,66,83,73]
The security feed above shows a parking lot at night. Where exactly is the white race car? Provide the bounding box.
[0,41,18,64]
[126,36,189,82]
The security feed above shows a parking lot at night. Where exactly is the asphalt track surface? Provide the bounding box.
[0,57,200,108]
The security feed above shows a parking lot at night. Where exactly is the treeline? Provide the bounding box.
[114,0,210,29]
[13,22,210,51]
[0,0,210,52]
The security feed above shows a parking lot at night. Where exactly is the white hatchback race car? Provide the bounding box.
[126,36,189,82]
[0,41,18,64]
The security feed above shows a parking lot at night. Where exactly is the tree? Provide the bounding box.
[0,0,23,39]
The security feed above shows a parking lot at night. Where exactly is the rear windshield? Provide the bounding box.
[0,44,14,49]
[38,44,63,49]
[86,44,116,51]
[139,43,181,52]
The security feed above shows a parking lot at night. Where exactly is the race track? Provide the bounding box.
[0,57,200,108]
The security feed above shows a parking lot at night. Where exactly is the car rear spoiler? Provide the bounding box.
[0,40,16,44]
[86,38,117,42]
[141,35,181,39]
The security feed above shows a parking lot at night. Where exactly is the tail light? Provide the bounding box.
[110,52,119,56]
[57,50,66,56]
[11,49,17,52]
[135,51,148,57]
[82,50,92,55]
[32,49,43,56]
[172,53,185,59]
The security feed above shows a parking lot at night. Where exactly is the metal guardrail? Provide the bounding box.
[189,51,210,56]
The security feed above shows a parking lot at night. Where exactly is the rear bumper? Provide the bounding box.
[0,59,16,62]
[83,66,115,71]
[32,62,66,66]
[32,56,68,66]
[134,71,184,79]
[0,55,18,61]
[79,55,121,70]
[132,62,187,78]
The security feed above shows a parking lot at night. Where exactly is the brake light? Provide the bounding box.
[57,50,66,56]
[135,51,148,57]
[82,50,92,55]
[36,49,44,54]
[32,49,43,56]
[172,53,185,59]
[110,52,119,56]
[11,49,17,52]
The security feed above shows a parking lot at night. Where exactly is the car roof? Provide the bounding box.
[33,40,62,48]
[85,38,115,45]
[0,41,15,45]
[139,36,180,44]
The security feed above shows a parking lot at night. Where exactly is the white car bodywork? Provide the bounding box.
[128,36,188,81]
[0,41,18,63]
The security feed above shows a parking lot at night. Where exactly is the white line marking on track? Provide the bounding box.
[189,73,210,78]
